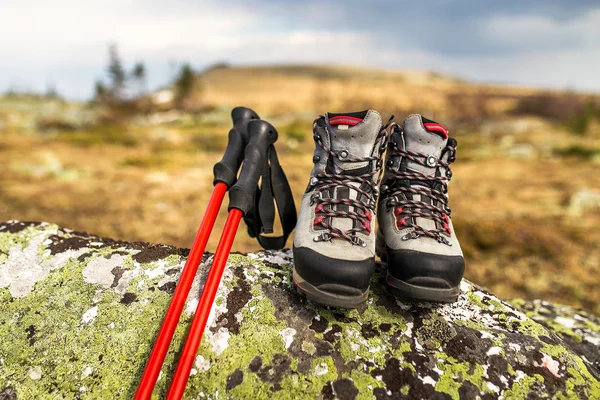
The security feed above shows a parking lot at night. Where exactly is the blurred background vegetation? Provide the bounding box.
[1,45,599,314]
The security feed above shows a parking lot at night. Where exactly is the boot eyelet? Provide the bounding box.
[310,191,322,205]
[446,169,452,179]
[350,236,366,247]
[426,155,437,167]
[437,236,452,246]
[313,233,331,242]
[313,155,320,163]
[339,150,349,160]
[402,231,420,241]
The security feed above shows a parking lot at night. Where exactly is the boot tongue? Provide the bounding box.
[323,110,383,240]
[399,115,450,233]
[326,110,382,175]
[402,114,448,177]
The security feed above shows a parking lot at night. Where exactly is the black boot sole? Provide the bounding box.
[376,240,461,303]
[292,268,368,309]
[385,272,460,303]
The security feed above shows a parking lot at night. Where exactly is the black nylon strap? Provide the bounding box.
[243,144,297,250]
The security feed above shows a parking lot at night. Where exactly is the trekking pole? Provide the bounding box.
[134,107,259,400]
[166,120,278,400]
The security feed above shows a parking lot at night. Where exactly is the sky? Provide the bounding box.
[1,0,599,99]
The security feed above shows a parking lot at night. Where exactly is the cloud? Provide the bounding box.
[480,9,600,53]
[0,0,598,98]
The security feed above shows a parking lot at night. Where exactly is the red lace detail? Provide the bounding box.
[382,127,456,242]
[310,115,391,243]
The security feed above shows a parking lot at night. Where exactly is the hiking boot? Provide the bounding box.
[293,110,388,308]
[377,114,464,303]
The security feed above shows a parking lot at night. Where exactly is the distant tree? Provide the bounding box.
[94,80,107,101]
[5,85,18,98]
[173,63,197,109]
[107,44,126,100]
[132,62,145,81]
[45,83,60,99]
[131,62,147,96]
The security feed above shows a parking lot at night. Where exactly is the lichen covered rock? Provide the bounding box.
[0,221,599,399]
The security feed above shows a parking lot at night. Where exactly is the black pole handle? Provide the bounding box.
[228,120,278,215]
[213,106,260,188]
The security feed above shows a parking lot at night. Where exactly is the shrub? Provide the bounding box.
[512,92,600,134]
[37,118,77,132]
[555,145,600,160]
[58,125,137,147]
[282,120,309,143]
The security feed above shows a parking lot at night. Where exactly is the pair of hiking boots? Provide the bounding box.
[292,110,464,309]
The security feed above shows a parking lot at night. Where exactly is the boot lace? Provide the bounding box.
[310,116,390,246]
[381,123,457,245]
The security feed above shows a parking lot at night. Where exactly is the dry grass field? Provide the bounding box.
[1,65,599,313]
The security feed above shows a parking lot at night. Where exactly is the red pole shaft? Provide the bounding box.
[166,209,243,400]
[135,182,228,400]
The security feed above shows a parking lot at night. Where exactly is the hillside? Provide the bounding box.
[197,64,560,120]
[0,65,599,314]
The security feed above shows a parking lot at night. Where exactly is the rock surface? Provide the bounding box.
[0,221,599,399]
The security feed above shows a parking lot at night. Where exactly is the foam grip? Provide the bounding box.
[213,107,260,187]
[228,120,278,215]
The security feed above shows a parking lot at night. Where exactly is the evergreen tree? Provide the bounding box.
[131,62,146,96]
[94,80,107,101]
[107,44,126,100]
[174,63,196,108]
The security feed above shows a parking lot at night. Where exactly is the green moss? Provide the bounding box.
[416,315,456,350]
[515,317,552,338]
[503,375,545,399]
[1,223,599,399]
[489,299,507,313]
[435,359,486,400]
[349,368,386,398]
[581,318,600,334]
[278,357,337,398]
[467,291,487,309]
[540,343,600,398]
[0,227,34,253]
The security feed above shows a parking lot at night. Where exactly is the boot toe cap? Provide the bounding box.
[386,248,465,289]
[293,246,376,293]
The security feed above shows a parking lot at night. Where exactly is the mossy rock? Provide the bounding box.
[0,221,599,399]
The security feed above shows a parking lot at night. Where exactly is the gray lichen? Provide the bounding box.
[0,221,599,399]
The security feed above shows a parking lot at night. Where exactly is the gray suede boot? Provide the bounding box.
[377,114,464,303]
[293,110,388,308]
